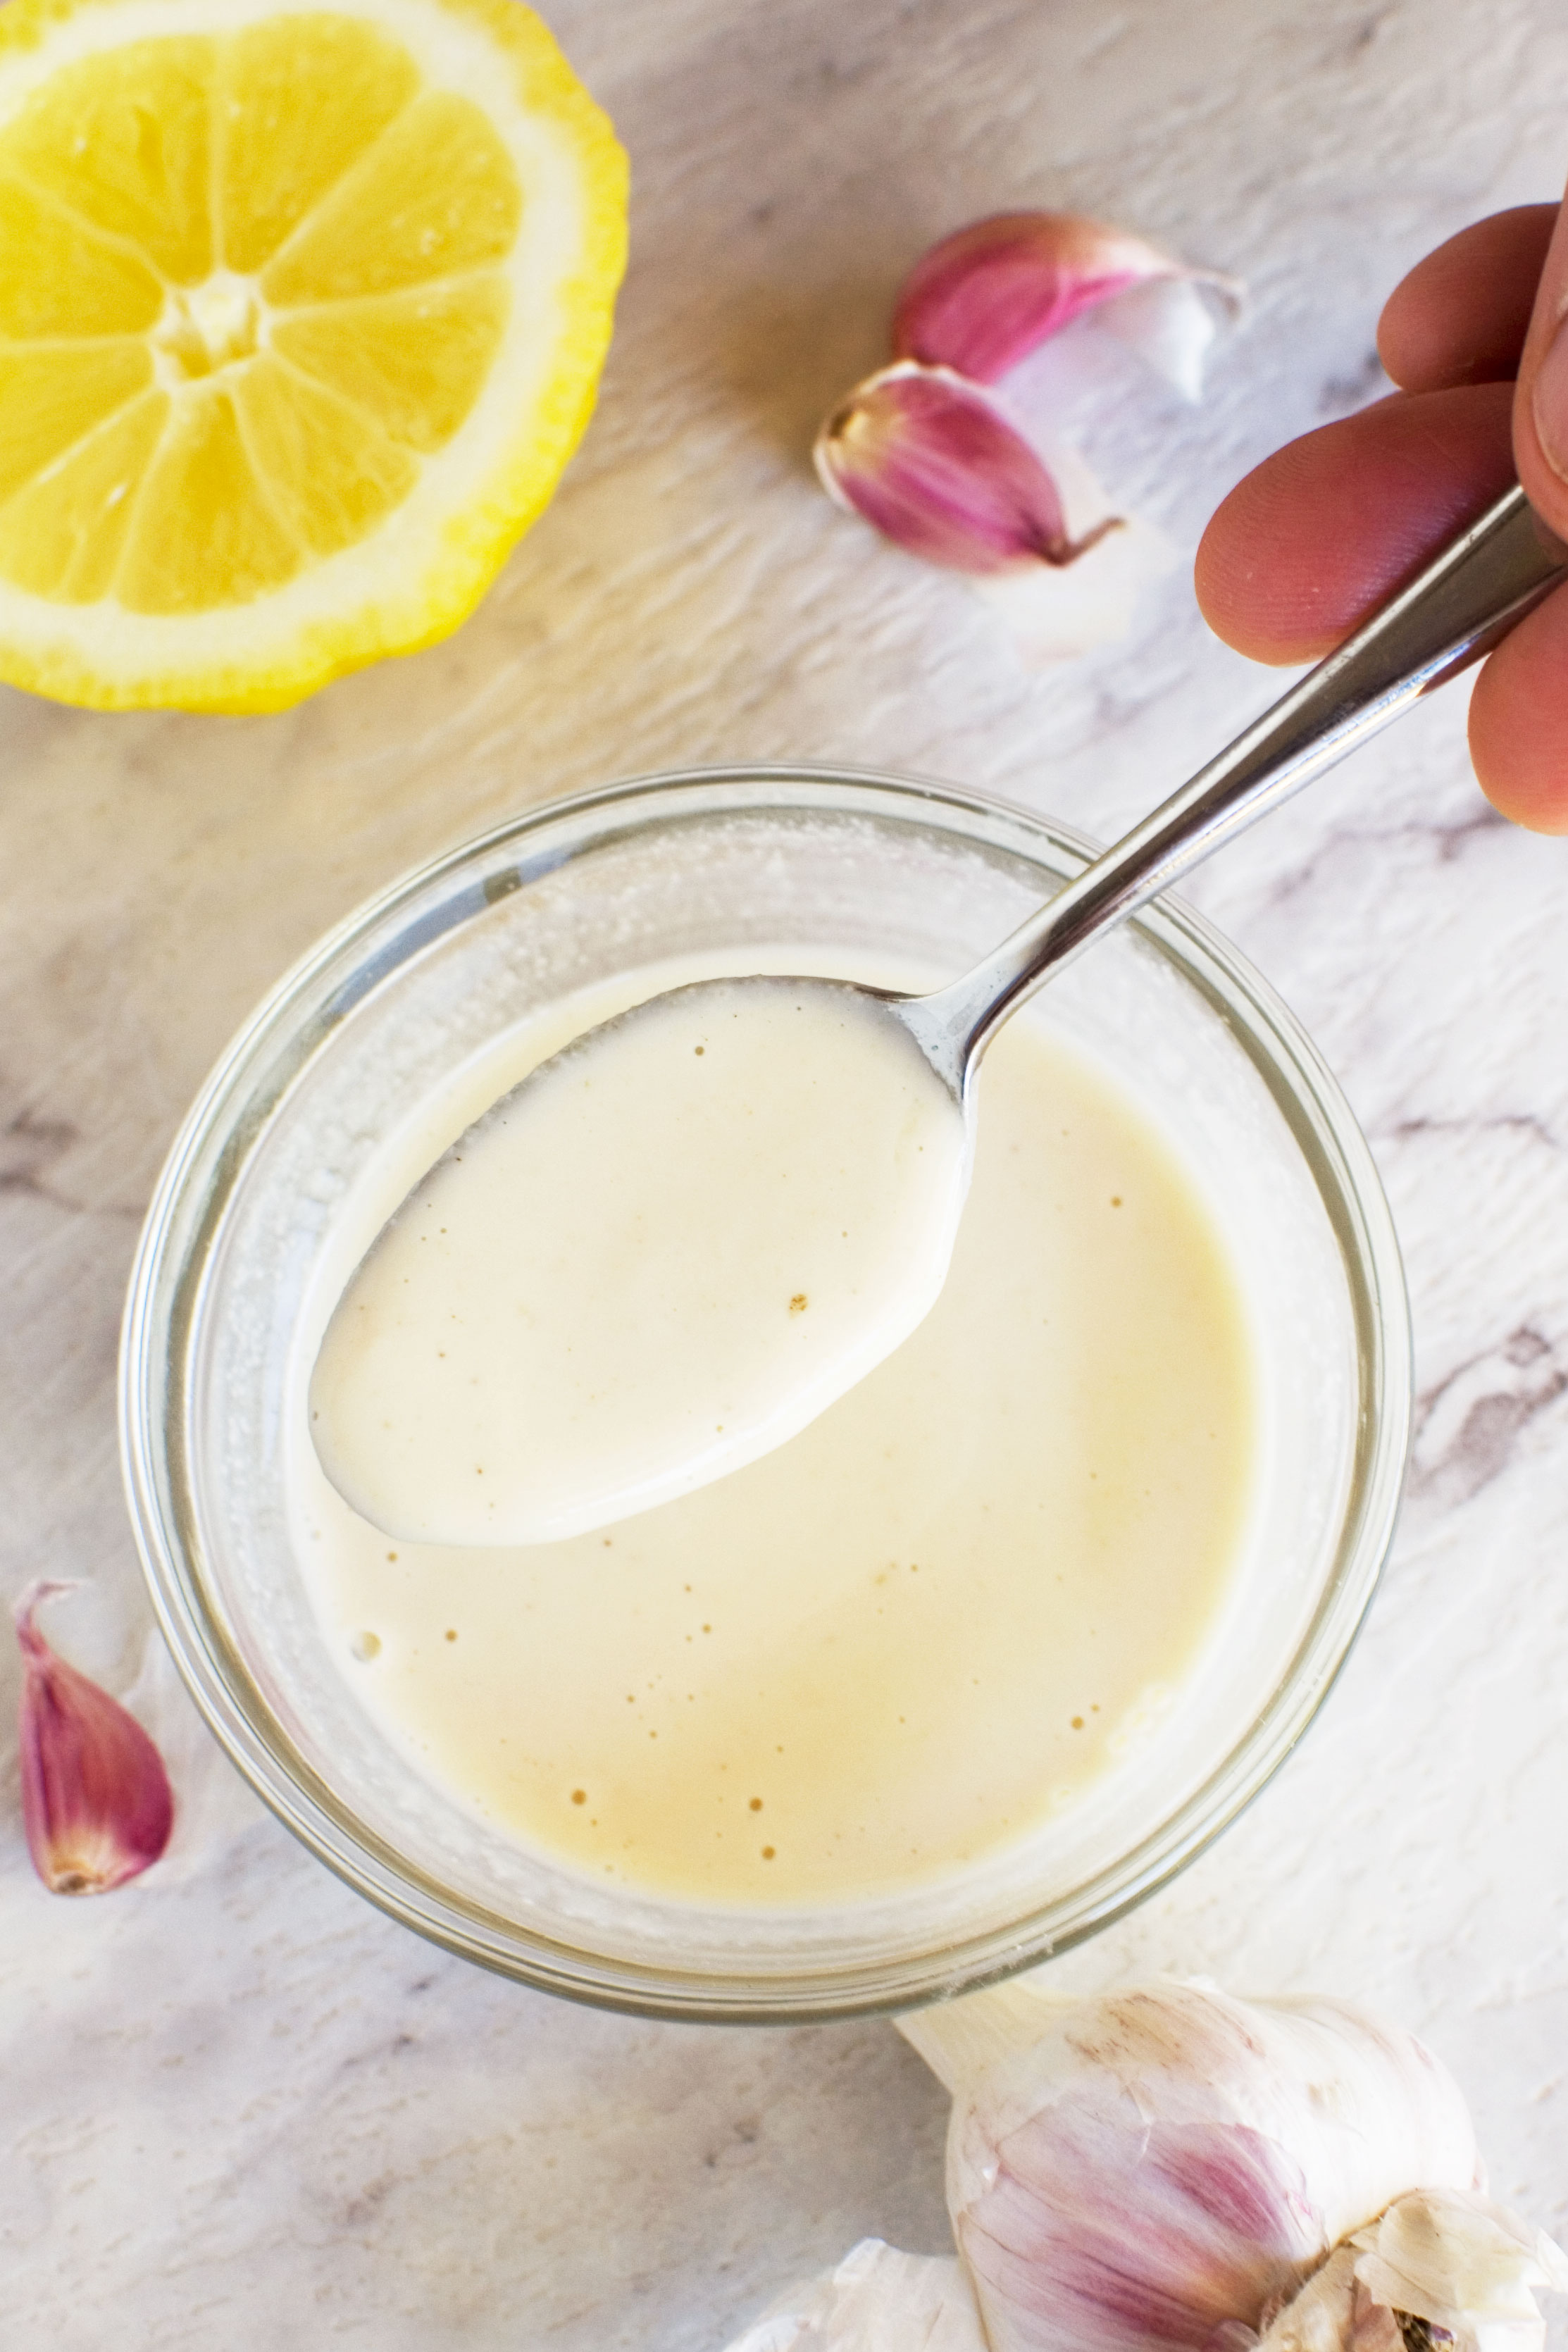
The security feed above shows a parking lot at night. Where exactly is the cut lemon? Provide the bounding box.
[0,0,626,710]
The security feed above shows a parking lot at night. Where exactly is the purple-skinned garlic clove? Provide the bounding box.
[814,360,1121,576]
[891,211,1243,399]
[14,1579,175,1894]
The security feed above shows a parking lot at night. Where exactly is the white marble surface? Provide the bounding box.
[4,0,1568,2344]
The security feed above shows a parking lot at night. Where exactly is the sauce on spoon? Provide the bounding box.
[310,976,969,1545]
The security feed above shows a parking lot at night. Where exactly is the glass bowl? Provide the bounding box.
[120,766,1410,2022]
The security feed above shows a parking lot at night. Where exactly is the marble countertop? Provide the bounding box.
[4,0,1568,2344]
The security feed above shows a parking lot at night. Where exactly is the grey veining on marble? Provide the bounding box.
[4,1,1568,2345]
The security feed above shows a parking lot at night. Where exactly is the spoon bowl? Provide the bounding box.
[309,970,971,1545]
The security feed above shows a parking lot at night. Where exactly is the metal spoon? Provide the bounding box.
[891,483,1567,1102]
[314,485,1568,1544]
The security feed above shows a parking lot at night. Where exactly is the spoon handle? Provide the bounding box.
[919,485,1568,1086]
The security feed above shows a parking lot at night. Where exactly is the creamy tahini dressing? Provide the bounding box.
[309,978,969,1544]
[290,951,1259,1908]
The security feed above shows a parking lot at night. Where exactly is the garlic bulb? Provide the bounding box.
[898,1977,1515,2352]
[13,1579,175,1893]
[721,1977,1564,2352]
[890,211,1243,400]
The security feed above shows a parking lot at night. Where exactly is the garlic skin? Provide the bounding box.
[1257,2190,1568,2352]
[899,1977,1484,2352]
[1090,271,1240,404]
[14,1580,175,1894]
[890,211,1243,399]
[814,361,1120,576]
[720,2240,987,2352]
[1348,2188,1568,2352]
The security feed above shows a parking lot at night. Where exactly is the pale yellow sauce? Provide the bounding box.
[309,978,969,1545]
[289,956,1259,1908]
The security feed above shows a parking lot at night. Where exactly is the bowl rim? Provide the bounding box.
[119,761,1412,2023]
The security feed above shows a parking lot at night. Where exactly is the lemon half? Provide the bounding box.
[0,0,626,710]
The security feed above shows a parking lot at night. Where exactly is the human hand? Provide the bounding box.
[1194,201,1568,833]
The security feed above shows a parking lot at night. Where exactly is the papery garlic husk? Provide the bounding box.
[890,211,1243,400]
[14,1579,175,1893]
[897,1976,1486,2352]
[719,2239,987,2352]
[1350,2187,1568,2352]
[814,361,1120,576]
[1255,2189,1568,2352]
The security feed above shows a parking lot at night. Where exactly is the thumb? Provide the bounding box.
[1514,187,1568,535]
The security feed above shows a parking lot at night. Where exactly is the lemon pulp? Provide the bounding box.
[0,0,626,709]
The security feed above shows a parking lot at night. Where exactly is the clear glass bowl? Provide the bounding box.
[120,766,1410,2022]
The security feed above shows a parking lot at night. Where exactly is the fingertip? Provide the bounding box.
[1195,384,1517,665]
[1376,204,1557,391]
[1467,583,1568,834]
[1193,499,1339,666]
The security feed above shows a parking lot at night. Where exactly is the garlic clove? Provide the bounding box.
[814,361,1120,576]
[890,211,1243,397]
[14,1579,175,1894]
[719,2240,988,2352]
[901,1977,1482,2352]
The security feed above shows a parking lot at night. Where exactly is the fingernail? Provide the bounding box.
[1531,309,1568,479]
